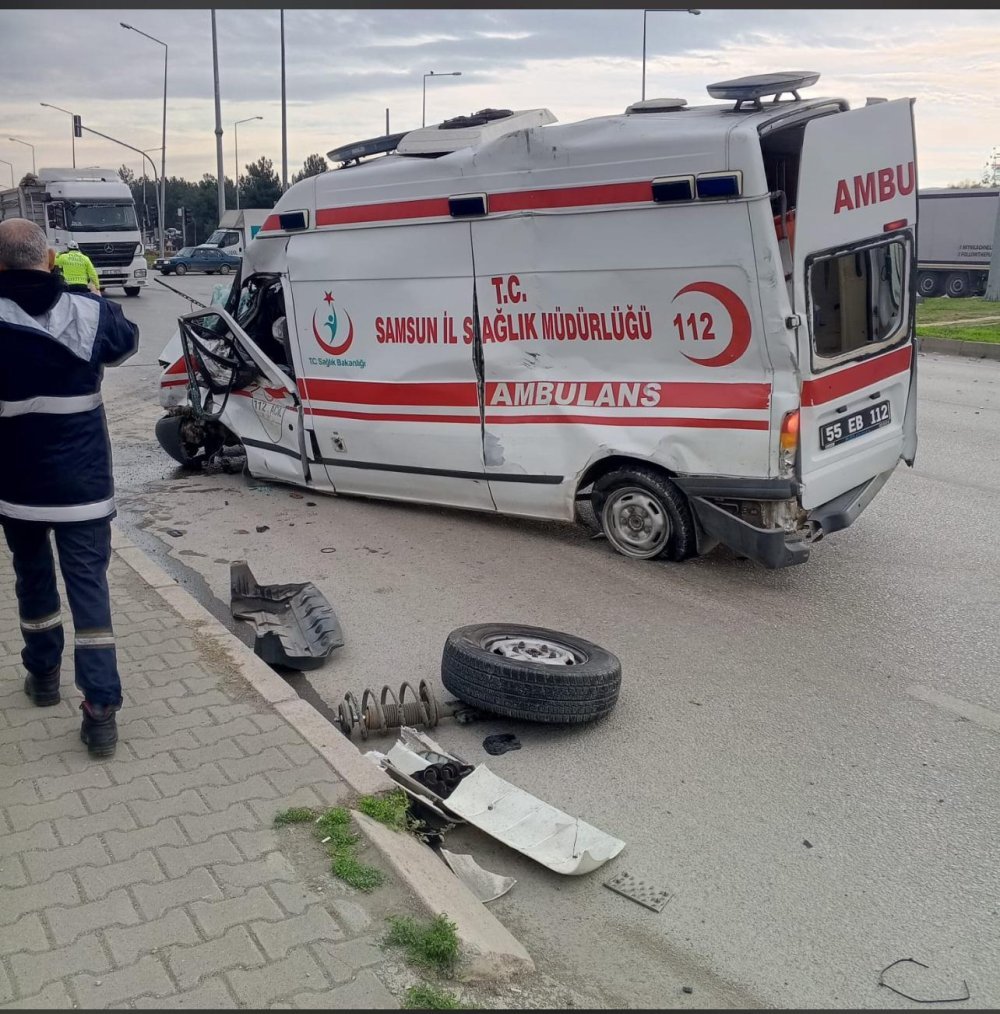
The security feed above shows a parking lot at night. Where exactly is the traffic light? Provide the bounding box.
[73,115,82,138]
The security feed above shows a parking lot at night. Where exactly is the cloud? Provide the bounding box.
[0,8,997,186]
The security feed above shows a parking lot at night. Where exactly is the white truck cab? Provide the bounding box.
[156,72,918,569]
[0,168,148,296]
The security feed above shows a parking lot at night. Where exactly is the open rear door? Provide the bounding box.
[791,99,918,511]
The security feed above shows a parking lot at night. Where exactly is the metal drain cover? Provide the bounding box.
[603,871,673,912]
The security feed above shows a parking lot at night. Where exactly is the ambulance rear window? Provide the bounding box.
[807,237,907,367]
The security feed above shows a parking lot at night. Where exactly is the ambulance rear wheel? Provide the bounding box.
[593,466,695,561]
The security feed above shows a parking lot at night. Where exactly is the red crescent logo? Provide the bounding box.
[312,308,355,356]
[673,281,752,368]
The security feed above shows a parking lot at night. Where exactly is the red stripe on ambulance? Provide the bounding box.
[800,345,912,406]
[299,379,771,411]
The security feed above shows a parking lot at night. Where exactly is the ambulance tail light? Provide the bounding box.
[779,409,799,474]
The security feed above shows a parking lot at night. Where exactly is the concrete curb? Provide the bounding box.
[917,336,1000,360]
[109,528,534,981]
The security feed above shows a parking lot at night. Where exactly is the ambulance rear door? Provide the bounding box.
[791,98,918,510]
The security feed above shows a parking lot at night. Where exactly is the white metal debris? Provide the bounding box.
[440,849,516,903]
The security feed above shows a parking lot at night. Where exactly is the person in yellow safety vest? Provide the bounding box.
[54,241,101,294]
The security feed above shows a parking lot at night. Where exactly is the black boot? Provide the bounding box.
[80,701,119,758]
[23,667,61,707]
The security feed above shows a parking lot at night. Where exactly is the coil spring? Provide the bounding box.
[337,680,441,740]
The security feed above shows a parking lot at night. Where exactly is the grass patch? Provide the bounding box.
[273,806,316,826]
[274,804,385,893]
[385,914,460,976]
[918,324,1000,344]
[916,296,1000,326]
[357,789,418,833]
[402,983,463,1009]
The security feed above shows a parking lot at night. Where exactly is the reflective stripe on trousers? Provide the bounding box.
[1,517,121,707]
[0,392,102,417]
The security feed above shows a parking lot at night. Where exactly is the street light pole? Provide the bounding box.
[280,9,288,192]
[211,9,226,221]
[120,21,168,258]
[77,125,163,252]
[234,116,263,211]
[8,137,36,175]
[641,8,701,101]
[40,103,76,167]
[0,159,13,188]
[422,70,462,128]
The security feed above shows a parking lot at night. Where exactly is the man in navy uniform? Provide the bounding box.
[0,218,139,757]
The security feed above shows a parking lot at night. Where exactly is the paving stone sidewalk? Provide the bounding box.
[0,545,401,1009]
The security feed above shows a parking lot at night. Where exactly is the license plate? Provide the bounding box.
[819,400,891,449]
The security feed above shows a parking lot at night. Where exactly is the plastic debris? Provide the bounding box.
[483,733,521,756]
[440,849,516,903]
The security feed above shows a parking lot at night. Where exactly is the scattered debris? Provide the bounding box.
[321,547,336,553]
[802,839,813,849]
[483,733,522,756]
[440,848,516,903]
[446,766,625,875]
[411,761,474,799]
[230,560,344,670]
[290,492,304,498]
[682,986,693,995]
[165,528,185,538]
[604,871,672,912]
[306,501,317,506]
[337,681,441,740]
[366,728,624,874]
[878,958,970,1004]
[255,524,270,533]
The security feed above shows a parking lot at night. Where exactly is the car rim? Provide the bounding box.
[602,486,671,558]
[482,634,584,666]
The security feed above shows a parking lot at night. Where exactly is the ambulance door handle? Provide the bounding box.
[785,314,801,329]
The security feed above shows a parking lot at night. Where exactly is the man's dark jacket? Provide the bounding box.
[0,270,138,524]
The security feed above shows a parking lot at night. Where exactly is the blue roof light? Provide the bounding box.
[696,172,742,200]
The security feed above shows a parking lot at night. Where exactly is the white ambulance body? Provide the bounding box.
[156,73,918,568]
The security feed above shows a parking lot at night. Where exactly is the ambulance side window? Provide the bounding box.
[808,238,907,364]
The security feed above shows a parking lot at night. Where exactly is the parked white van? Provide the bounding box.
[155,72,918,569]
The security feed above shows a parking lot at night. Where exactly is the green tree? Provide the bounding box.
[240,155,282,209]
[118,164,135,186]
[292,153,328,183]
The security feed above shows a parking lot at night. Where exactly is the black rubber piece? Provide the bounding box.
[483,733,522,755]
[592,465,696,561]
[441,623,621,724]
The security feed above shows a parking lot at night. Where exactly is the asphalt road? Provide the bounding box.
[103,278,1000,1009]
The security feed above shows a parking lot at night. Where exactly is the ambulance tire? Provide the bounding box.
[441,623,621,724]
[593,466,695,562]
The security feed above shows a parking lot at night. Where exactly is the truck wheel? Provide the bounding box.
[945,272,969,298]
[441,623,621,724]
[174,264,187,276]
[592,466,695,561]
[917,272,942,298]
[124,287,141,297]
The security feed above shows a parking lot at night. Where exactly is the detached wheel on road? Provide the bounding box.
[945,272,969,298]
[917,271,942,298]
[592,465,695,561]
[441,623,621,724]
[174,264,187,276]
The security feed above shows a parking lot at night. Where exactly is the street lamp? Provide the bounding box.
[0,159,13,188]
[641,8,700,101]
[40,103,76,167]
[120,21,168,258]
[234,116,263,210]
[8,137,35,175]
[422,70,462,128]
[141,147,162,245]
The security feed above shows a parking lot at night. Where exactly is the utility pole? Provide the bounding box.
[280,9,288,192]
[211,10,226,220]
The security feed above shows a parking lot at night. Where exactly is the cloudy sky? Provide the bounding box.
[0,7,997,189]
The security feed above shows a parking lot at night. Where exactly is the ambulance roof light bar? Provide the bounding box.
[707,71,820,112]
